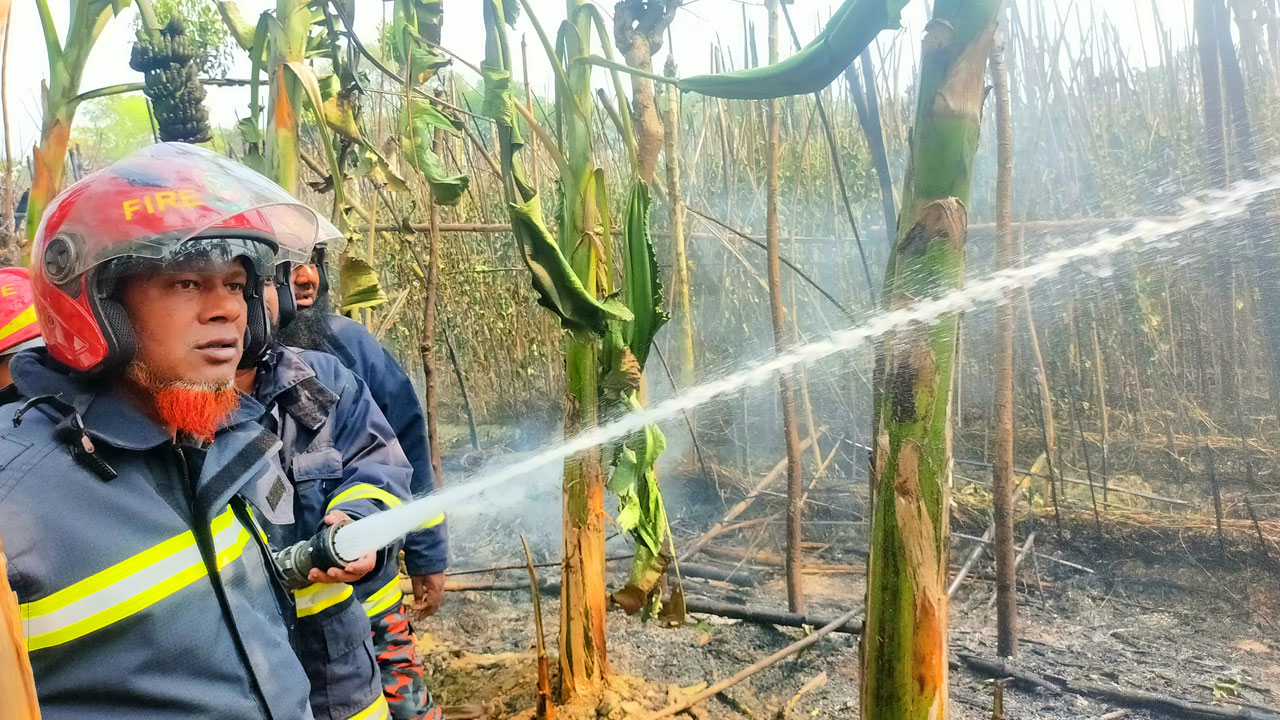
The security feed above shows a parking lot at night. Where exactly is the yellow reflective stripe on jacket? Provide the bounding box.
[0,304,36,343]
[293,582,353,618]
[20,507,250,651]
[418,512,444,530]
[326,484,403,513]
[345,694,390,720]
[361,576,403,618]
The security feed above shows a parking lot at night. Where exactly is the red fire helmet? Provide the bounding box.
[0,267,42,356]
[30,142,342,376]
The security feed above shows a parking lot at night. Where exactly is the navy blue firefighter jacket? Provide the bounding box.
[246,344,414,720]
[317,314,447,577]
[0,349,314,720]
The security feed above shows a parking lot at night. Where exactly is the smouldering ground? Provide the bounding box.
[411,525,1280,720]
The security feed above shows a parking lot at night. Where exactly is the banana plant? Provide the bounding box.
[483,0,671,700]
[677,0,910,99]
[27,0,134,244]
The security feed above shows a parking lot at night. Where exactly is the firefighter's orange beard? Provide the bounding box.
[127,362,241,443]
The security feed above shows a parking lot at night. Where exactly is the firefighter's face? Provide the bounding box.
[291,263,319,308]
[263,276,280,326]
[119,260,249,387]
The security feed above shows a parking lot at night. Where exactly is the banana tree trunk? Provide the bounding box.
[25,119,70,242]
[560,0,609,700]
[26,0,130,245]
[861,2,999,718]
[265,0,309,193]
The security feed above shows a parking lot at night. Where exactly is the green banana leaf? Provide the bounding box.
[339,255,388,312]
[509,194,632,336]
[607,407,669,616]
[678,0,910,99]
[391,0,450,85]
[318,73,361,142]
[401,99,469,205]
[215,1,256,51]
[622,181,668,370]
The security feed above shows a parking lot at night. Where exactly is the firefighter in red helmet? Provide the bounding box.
[0,267,44,394]
[0,143,337,720]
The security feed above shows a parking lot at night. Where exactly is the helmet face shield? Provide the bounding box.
[89,236,277,292]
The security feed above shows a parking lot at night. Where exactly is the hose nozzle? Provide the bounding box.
[273,518,355,590]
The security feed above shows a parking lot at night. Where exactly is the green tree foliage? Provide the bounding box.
[71,95,154,166]
[136,0,234,77]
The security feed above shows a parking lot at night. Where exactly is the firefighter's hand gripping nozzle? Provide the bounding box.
[274,518,356,590]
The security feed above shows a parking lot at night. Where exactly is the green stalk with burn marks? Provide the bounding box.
[27,0,134,246]
[675,0,996,716]
[860,2,1000,718]
[483,0,669,701]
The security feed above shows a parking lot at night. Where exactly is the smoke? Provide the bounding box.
[335,171,1280,563]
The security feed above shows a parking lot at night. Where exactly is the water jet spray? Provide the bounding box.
[326,173,1280,566]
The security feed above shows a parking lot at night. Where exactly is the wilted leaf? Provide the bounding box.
[509,194,631,335]
[659,583,687,627]
[318,73,361,141]
[339,255,388,312]
[401,99,468,205]
[613,544,669,616]
[236,117,263,146]
[351,146,409,192]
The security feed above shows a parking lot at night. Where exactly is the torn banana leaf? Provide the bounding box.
[622,180,668,369]
[401,99,469,205]
[339,255,388,312]
[607,397,669,615]
[678,0,910,99]
[509,195,632,336]
[351,146,410,192]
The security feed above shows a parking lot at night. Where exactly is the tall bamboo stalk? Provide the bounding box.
[663,55,695,389]
[861,1,1000,717]
[989,26,1017,660]
[762,0,806,615]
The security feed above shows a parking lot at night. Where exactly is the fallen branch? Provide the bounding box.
[779,672,828,719]
[949,524,994,597]
[683,598,863,635]
[956,653,1280,720]
[679,429,825,562]
[645,606,863,720]
[953,531,1095,573]
[681,562,756,588]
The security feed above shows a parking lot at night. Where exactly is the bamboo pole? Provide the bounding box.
[989,26,1018,659]
[663,55,695,389]
[762,0,806,615]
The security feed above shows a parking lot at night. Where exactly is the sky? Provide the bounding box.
[2,0,1191,158]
